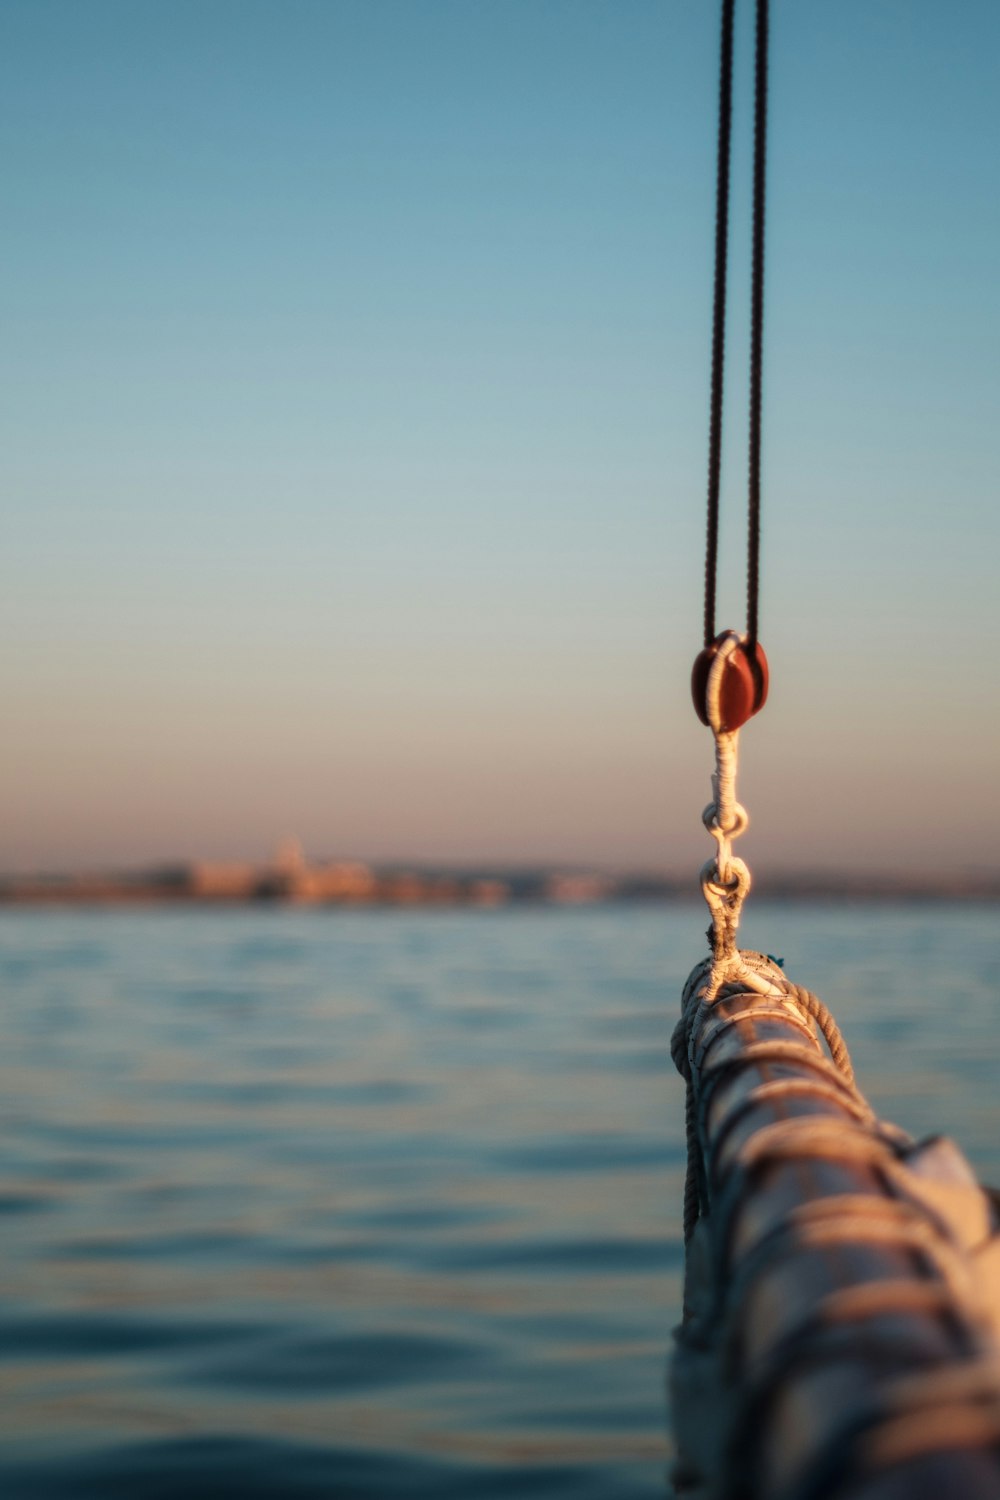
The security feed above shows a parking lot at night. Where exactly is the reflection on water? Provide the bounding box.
[0,904,998,1497]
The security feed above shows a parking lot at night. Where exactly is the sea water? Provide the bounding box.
[0,903,998,1498]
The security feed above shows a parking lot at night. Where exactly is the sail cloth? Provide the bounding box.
[671,954,1000,1500]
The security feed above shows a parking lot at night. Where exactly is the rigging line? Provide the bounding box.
[702,0,769,653]
[703,0,735,648]
[747,0,768,652]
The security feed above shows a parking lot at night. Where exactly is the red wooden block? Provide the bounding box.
[691,635,769,730]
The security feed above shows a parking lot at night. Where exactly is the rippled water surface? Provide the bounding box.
[1,904,998,1497]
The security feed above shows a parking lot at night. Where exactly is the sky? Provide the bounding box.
[3,0,1000,875]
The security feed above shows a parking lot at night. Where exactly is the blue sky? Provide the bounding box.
[3,0,999,872]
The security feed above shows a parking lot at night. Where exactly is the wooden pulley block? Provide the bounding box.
[691,633,769,731]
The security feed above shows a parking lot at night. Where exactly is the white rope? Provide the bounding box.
[699,631,771,1000]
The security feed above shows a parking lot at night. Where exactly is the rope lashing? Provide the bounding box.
[671,957,1000,1500]
[671,954,863,1245]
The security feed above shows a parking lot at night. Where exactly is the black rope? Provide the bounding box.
[702,0,769,652]
[703,0,734,649]
[747,0,768,651]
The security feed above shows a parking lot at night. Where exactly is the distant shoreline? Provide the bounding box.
[2,853,998,909]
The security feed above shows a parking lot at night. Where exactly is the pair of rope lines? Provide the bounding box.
[703,0,767,653]
[693,0,770,991]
